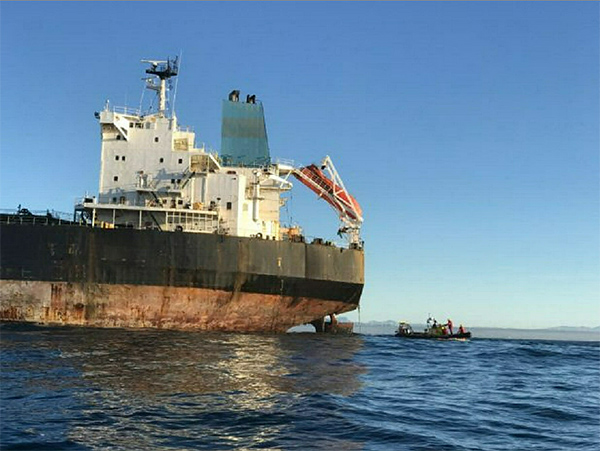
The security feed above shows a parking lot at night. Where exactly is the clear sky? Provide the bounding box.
[1,2,598,328]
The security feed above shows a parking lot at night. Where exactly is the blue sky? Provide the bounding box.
[1,2,598,328]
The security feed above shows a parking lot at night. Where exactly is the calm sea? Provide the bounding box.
[1,323,599,450]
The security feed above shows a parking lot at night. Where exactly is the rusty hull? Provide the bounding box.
[0,280,357,332]
[0,224,364,332]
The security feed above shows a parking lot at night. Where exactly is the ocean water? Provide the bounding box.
[1,323,599,450]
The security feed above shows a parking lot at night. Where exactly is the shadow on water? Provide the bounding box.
[1,323,367,450]
[48,327,366,397]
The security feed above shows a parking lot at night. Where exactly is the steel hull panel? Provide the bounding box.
[0,280,359,332]
[0,224,364,331]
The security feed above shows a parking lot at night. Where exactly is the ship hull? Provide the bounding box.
[0,224,364,332]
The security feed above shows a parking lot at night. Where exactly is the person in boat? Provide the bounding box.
[446,318,453,335]
[458,324,466,334]
[431,320,444,336]
[429,319,438,335]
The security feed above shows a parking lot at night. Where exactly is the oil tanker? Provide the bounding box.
[0,58,364,332]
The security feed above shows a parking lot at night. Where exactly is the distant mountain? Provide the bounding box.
[362,320,398,326]
[545,326,600,332]
[361,321,600,331]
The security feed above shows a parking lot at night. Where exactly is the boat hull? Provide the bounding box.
[395,332,472,340]
[0,224,364,332]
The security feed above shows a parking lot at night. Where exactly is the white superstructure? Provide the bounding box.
[78,58,292,240]
[76,57,362,247]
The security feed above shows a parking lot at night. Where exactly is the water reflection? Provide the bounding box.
[1,324,366,450]
[59,329,366,397]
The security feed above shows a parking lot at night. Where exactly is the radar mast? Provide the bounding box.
[141,57,179,117]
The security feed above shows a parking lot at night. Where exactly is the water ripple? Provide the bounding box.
[1,324,599,450]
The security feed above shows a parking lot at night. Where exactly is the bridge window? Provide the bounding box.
[122,156,126,161]
[226,202,232,210]
[159,158,164,163]
[155,137,159,143]
[113,176,119,182]
[115,155,119,161]
[178,158,183,164]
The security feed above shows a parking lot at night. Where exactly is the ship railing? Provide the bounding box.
[275,157,295,167]
[0,208,75,225]
[78,197,150,208]
[276,230,348,249]
[136,177,160,191]
[192,142,219,154]
[177,125,195,133]
[111,106,142,116]
[305,234,347,249]
[75,196,96,207]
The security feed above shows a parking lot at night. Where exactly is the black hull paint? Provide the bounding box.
[0,223,364,305]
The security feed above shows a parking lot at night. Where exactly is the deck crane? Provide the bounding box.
[292,156,363,248]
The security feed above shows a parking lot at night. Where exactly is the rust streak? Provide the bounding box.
[0,280,359,332]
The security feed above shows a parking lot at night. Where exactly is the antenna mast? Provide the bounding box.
[141,57,179,117]
[171,51,183,116]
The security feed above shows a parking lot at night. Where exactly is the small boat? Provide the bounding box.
[395,321,471,340]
